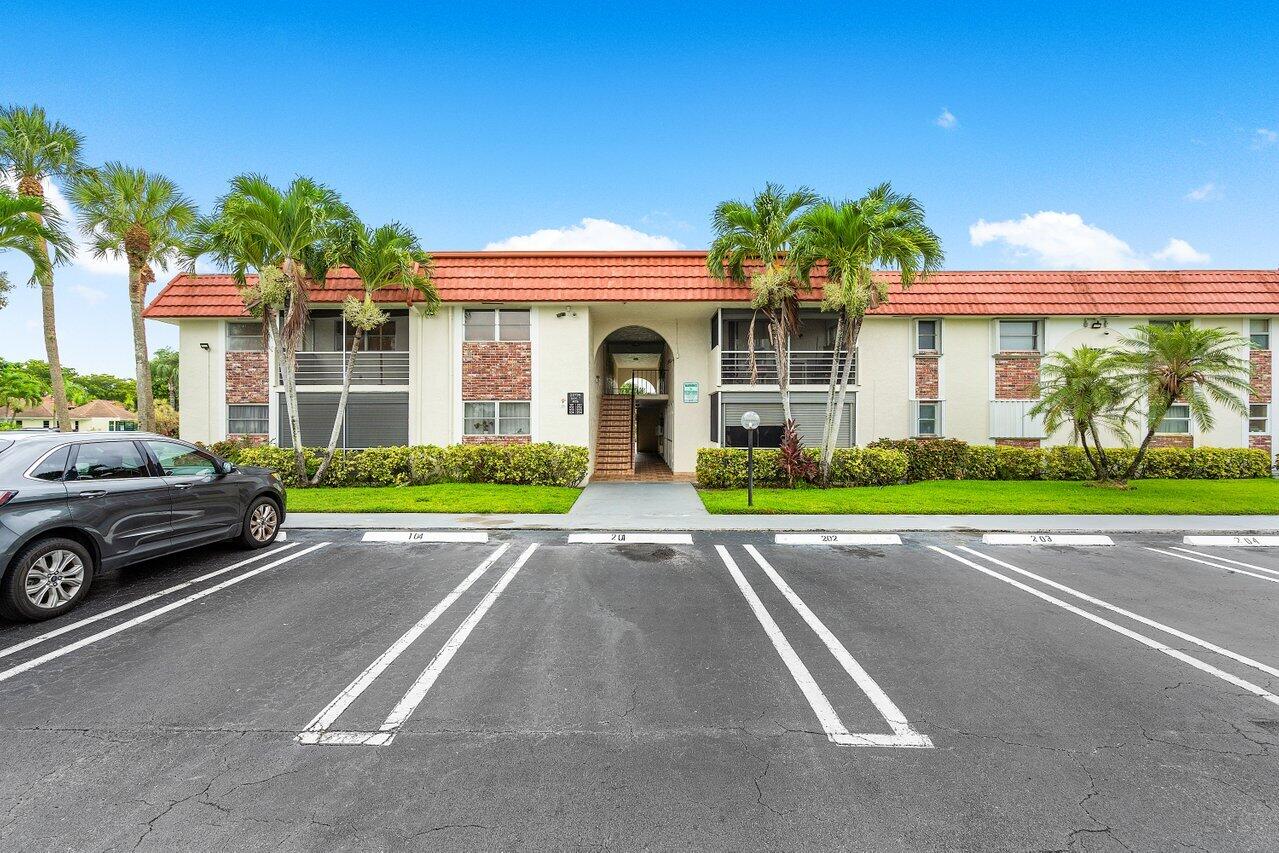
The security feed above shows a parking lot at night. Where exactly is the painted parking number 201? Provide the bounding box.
[610,533,627,542]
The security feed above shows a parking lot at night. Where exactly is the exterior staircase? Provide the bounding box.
[593,393,634,479]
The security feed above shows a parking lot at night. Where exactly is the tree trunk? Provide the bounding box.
[26,221,71,431]
[1123,426,1157,482]
[268,308,307,482]
[826,314,862,475]
[771,320,792,423]
[1077,423,1102,479]
[817,312,845,484]
[167,375,177,409]
[128,264,156,432]
[311,327,363,485]
[1088,422,1111,481]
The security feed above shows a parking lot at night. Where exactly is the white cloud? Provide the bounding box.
[484,217,682,251]
[71,283,108,305]
[1253,128,1277,149]
[1184,182,1220,201]
[969,210,1211,269]
[1152,237,1210,265]
[935,108,957,129]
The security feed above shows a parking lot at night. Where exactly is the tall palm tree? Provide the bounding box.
[1028,345,1133,480]
[0,105,87,431]
[0,189,71,311]
[792,185,943,480]
[707,183,819,423]
[310,221,439,485]
[1114,323,1251,481]
[69,163,197,432]
[188,174,354,481]
[149,346,180,408]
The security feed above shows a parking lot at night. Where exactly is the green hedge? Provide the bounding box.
[227,443,589,488]
[695,447,908,488]
[697,442,1271,487]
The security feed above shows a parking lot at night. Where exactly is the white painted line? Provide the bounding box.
[362,531,489,543]
[956,546,1279,681]
[1171,548,1279,578]
[296,730,393,746]
[567,533,693,545]
[1145,547,1279,586]
[297,543,513,743]
[0,543,328,685]
[1183,535,1279,547]
[774,533,902,546]
[0,543,299,662]
[375,543,540,742]
[743,545,931,747]
[982,533,1114,546]
[929,546,1279,708]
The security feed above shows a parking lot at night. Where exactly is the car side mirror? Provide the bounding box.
[219,461,237,477]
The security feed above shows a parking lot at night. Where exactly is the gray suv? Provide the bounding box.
[0,430,286,621]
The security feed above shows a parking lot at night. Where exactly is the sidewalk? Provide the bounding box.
[284,481,1279,533]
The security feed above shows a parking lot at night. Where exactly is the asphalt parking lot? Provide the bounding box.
[0,530,1276,851]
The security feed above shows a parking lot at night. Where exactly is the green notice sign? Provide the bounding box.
[682,381,699,403]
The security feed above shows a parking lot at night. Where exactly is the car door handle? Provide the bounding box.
[172,484,192,491]
[77,490,107,498]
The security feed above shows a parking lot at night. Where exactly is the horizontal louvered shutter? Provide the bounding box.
[345,393,409,448]
[278,393,341,448]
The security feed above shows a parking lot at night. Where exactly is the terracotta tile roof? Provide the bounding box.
[1,396,55,419]
[144,252,1279,318]
[0,397,135,420]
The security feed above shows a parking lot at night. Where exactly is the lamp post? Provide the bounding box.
[741,410,760,507]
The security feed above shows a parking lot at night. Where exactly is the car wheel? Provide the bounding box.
[0,537,95,622]
[239,497,280,549]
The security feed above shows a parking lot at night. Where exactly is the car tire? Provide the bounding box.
[0,537,95,622]
[238,496,281,549]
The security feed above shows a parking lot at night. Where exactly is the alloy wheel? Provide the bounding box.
[25,550,86,609]
[249,503,278,542]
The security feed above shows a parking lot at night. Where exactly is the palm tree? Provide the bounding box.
[792,186,943,481]
[0,363,45,423]
[707,183,819,423]
[1114,323,1251,481]
[188,174,354,481]
[149,347,179,408]
[0,106,87,431]
[0,189,71,311]
[310,221,439,485]
[69,163,197,432]
[1028,346,1133,480]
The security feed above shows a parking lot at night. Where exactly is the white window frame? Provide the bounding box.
[1250,319,1271,349]
[997,319,1041,353]
[463,308,530,342]
[1249,402,1269,434]
[463,400,531,436]
[915,318,941,353]
[228,404,269,435]
[1157,403,1192,435]
[912,400,943,437]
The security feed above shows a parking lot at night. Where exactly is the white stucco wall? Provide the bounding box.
[534,305,592,445]
[853,317,913,443]
[937,318,991,444]
[410,306,455,445]
[177,319,226,444]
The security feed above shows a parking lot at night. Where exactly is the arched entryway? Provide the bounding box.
[592,325,673,480]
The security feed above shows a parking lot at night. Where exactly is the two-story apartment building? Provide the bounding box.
[143,252,1279,478]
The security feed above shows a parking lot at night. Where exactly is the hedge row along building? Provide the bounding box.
[143,252,1279,479]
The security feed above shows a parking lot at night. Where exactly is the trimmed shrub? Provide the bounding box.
[829,447,910,486]
[993,446,1043,480]
[695,448,786,488]
[696,447,907,488]
[867,438,969,481]
[1041,446,1094,481]
[964,445,998,480]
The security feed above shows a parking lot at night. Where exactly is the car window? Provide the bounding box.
[71,441,150,481]
[146,440,217,477]
[29,446,70,481]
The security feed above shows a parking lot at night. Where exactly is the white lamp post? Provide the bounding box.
[741,410,760,507]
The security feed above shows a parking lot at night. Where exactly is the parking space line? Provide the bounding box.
[362,531,489,544]
[1169,547,1279,578]
[0,543,299,662]
[716,545,930,747]
[567,533,693,545]
[297,543,513,744]
[929,546,1279,708]
[982,534,1114,546]
[1145,547,1279,586]
[743,545,931,747]
[955,546,1279,681]
[774,534,902,545]
[1183,535,1279,547]
[0,543,328,686]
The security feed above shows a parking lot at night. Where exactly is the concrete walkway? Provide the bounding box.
[284,481,1279,532]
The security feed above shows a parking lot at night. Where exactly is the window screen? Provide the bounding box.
[1158,404,1191,434]
[227,321,265,351]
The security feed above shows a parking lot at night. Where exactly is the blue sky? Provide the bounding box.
[3,1,1279,376]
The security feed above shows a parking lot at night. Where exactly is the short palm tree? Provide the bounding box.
[69,163,198,432]
[149,347,180,408]
[0,363,45,422]
[310,221,439,485]
[188,174,354,481]
[707,183,819,423]
[1028,346,1132,480]
[0,189,71,311]
[1114,324,1251,480]
[0,105,86,430]
[792,185,943,480]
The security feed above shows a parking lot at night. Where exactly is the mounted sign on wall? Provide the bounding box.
[682,381,699,403]
[566,392,584,415]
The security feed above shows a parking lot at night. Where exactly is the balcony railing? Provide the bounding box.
[288,351,410,386]
[721,350,855,385]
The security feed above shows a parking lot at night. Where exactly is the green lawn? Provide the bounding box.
[698,478,1279,515]
[287,483,582,514]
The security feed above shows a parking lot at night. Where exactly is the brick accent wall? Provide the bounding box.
[1150,434,1193,448]
[1250,434,1272,453]
[914,354,939,398]
[462,341,531,400]
[995,438,1040,448]
[462,434,532,445]
[225,351,268,404]
[994,353,1041,400]
[1251,349,1272,402]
